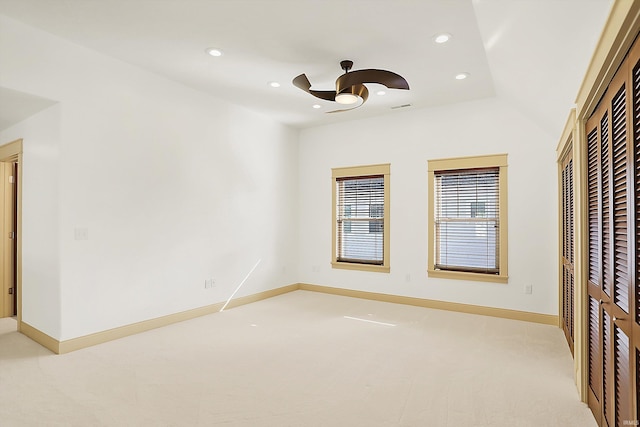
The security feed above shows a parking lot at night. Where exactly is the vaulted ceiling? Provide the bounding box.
[0,0,612,136]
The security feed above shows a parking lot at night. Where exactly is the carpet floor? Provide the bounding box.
[0,290,596,427]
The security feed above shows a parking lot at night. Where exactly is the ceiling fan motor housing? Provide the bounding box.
[340,60,354,73]
[292,59,409,112]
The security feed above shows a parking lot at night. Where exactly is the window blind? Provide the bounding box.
[336,175,384,264]
[434,167,499,274]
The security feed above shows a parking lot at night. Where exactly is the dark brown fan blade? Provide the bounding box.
[310,89,337,102]
[327,84,369,113]
[293,73,312,91]
[292,73,336,101]
[336,69,409,93]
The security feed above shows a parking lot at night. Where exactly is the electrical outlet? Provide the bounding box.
[74,227,89,241]
[525,284,533,294]
[204,279,215,289]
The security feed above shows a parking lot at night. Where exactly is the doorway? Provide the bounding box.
[0,139,22,324]
[0,161,17,318]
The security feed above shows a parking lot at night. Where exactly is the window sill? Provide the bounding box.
[332,261,390,273]
[427,269,508,284]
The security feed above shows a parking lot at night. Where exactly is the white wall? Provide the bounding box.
[298,98,559,315]
[0,105,62,337]
[0,11,563,343]
[0,15,299,340]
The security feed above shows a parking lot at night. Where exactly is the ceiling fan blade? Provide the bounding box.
[326,105,361,113]
[327,84,369,113]
[336,69,410,93]
[293,73,336,101]
[293,73,312,91]
[310,89,337,101]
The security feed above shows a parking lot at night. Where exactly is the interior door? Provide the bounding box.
[0,161,15,318]
[586,38,638,427]
[561,148,575,354]
[630,39,640,427]
[586,110,602,424]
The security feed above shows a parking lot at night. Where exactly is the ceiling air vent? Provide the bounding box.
[391,104,412,110]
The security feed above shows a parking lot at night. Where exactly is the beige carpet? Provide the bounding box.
[0,290,596,427]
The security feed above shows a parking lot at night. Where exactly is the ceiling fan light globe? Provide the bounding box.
[335,93,360,105]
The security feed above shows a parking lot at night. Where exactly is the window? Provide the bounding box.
[343,205,352,233]
[369,204,383,233]
[332,164,390,272]
[428,154,508,283]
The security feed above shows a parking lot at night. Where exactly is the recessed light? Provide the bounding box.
[455,72,469,80]
[312,104,321,109]
[205,47,223,57]
[268,81,280,88]
[434,33,452,44]
[376,90,386,96]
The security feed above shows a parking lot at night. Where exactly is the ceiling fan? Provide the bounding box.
[292,60,410,112]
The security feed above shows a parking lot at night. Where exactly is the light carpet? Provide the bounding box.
[0,290,596,427]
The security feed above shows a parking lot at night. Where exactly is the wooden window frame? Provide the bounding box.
[331,164,390,273]
[428,154,508,283]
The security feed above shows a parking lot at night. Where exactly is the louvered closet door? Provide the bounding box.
[586,97,608,426]
[630,40,640,427]
[585,37,639,427]
[610,77,633,427]
[561,150,575,354]
[587,113,602,424]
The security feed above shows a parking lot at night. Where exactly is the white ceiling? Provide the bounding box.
[0,0,612,134]
[0,87,57,130]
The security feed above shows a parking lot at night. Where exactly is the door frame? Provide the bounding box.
[0,139,23,328]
